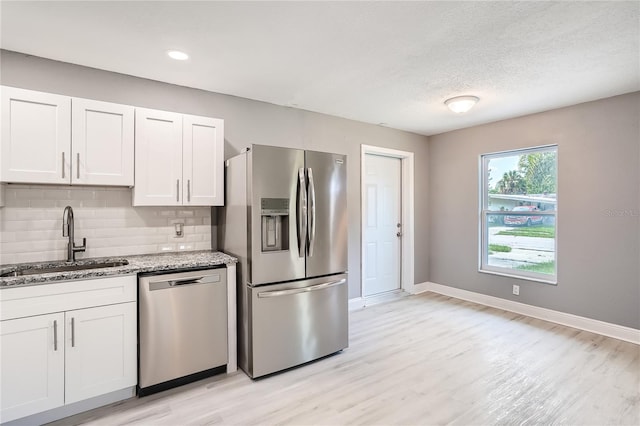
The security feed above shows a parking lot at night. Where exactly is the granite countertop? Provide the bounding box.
[0,250,237,288]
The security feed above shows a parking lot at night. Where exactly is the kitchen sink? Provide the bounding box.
[0,259,129,277]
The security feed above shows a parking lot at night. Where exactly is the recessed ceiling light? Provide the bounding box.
[445,95,479,113]
[167,50,189,61]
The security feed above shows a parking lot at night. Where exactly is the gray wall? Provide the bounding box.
[4,50,637,328]
[0,50,430,299]
[428,92,640,328]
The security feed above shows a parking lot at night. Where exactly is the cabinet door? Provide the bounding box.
[72,98,134,186]
[64,302,137,404]
[183,114,224,206]
[133,108,182,206]
[1,86,71,184]
[0,313,65,423]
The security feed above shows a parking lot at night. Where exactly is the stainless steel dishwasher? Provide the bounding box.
[138,268,227,396]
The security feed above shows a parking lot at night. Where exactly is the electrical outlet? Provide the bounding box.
[174,223,184,238]
[513,285,520,296]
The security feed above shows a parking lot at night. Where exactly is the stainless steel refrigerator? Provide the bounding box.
[219,144,348,378]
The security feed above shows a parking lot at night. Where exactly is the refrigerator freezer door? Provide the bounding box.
[248,274,348,378]
[305,150,348,278]
[250,145,306,285]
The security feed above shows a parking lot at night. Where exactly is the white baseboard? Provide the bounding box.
[349,297,365,311]
[423,282,640,345]
[408,281,430,295]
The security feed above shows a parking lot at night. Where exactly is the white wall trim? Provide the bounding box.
[360,144,415,297]
[409,281,430,295]
[425,282,640,345]
[349,297,365,311]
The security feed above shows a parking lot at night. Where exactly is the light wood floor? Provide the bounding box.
[51,292,640,425]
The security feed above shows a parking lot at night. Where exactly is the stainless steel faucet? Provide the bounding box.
[62,206,86,262]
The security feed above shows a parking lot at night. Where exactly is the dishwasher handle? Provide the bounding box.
[169,277,204,286]
[147,273,222,291]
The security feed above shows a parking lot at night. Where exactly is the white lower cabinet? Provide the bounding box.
[0,313,65,422]
[0,275,137,423]
[65,302,137,404]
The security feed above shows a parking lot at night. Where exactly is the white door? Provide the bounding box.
[133,108,183,206]
[183,114,224,206]
[1,86,71,184]
[72,98,134,186]
[363,154,401,297]
[0,313,65,423]
[64,302,137,404]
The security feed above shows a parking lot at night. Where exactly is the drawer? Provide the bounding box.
[0,275,136,321]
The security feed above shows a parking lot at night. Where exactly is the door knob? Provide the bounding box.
[396,231,402,237]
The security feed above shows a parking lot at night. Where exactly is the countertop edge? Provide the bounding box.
[0,251,238,288]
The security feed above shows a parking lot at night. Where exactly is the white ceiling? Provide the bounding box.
[1,1,639,136]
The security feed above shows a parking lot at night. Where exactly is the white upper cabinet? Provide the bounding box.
[1,86,71,184]
[71,98,134,186]
[134,108,224,206]
[133,108,183,206]
[183,114,224,206]
[0,86,134,186]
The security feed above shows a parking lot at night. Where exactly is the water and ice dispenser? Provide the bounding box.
[261,198,289,252]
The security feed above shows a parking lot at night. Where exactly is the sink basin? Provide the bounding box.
[0,259,129,278]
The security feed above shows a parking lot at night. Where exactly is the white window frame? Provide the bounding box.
[479,144,558,284]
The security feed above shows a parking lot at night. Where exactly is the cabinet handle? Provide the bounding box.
[76,153,80,179]
[61,153,65,179]
[71,317,75,347]
[187,180,191,202]
[177,179,180,202]
[53,320,58,351]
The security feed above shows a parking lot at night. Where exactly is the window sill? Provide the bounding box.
[478,268,557,285]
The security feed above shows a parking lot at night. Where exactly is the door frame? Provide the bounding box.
[360,144,416,297]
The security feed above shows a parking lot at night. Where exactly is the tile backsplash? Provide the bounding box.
[0,184,212,265]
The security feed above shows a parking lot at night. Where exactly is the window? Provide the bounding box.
[480,145,557,284]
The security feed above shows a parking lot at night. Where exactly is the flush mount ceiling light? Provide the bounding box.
[167,50,189,61]
[445,95,479,113]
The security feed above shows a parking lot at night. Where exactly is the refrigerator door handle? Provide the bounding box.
[307,167,316,257]
[297,167,307,258]
[257,278,346,298]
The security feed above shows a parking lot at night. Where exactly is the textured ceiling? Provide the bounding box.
[1,1,638,136]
